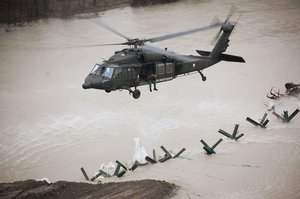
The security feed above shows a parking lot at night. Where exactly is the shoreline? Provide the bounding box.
[0,179,177,199]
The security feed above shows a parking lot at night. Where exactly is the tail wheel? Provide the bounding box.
[133,89,141,99]
[199,70,207,81]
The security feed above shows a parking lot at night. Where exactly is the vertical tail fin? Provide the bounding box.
[210,22,234,59]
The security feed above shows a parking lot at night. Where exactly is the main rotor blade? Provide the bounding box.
[64,42,127,49]
[147,23,221,43]
[91,19,131,41]
[211,15,221,26]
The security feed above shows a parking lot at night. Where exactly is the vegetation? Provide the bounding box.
[0,0,179,25]
[130,0,178,7]
[0,0,129,25]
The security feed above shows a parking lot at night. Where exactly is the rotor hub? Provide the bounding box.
[222,23,234,33]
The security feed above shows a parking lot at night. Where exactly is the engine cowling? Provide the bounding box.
[140,52,166,62]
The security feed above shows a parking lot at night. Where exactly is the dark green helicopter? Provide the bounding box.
[82,14,245,99]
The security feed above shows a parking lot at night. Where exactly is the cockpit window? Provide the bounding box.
[90,63,117,79]
[90,64,105,75]
[102,67,114,79]
[91,64,100,75]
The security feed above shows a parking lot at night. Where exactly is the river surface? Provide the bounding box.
[1,0,300,198]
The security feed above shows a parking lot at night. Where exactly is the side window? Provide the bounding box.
[157,63,165,75]
[127,68,136,80]
[113,68,122,79]
[132,68,136,79]
[128,68,132,79]
[122,68,128,80]
[166,63,173,74]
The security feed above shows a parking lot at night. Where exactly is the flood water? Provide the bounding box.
[1,0,300,198]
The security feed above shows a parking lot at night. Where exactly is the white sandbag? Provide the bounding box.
[133,138,148,164]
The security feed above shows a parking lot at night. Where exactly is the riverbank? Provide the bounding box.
[0,179,177,199]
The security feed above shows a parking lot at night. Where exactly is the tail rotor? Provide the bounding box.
[211,5,239,45]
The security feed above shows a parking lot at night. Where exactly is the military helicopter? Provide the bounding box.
[82,14,245,99]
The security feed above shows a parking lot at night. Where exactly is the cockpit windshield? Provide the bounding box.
[89,64,116,79]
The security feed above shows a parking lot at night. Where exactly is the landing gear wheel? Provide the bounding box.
[105,89,111,93]
[199,71,207,81]
[132,89,141,99]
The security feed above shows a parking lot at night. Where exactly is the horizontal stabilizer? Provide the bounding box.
[196,50,245,63]
[219,54,245,63]
[196,50,211,56]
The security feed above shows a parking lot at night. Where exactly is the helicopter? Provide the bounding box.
[82,14,245,99]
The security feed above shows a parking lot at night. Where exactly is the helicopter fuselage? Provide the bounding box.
[82,48,219,93]
[82,17,245,99]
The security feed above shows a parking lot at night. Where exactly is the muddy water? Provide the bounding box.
[1,0,300,198]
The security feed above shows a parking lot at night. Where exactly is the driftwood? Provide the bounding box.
[267,83,300,100]
[285,82,300,96]
[267,88,284,100]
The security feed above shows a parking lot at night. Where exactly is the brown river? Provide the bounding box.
[1,0,300,198]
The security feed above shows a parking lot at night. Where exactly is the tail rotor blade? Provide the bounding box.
[211,6,238,45]
[230,13,243,37]
[225,5,237,22]
[234,13,243,25]
[211,29,222,45]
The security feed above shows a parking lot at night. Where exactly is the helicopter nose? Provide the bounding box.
[82,82,92,89]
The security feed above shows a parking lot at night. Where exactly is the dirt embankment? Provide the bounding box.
[0,179,177,199]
